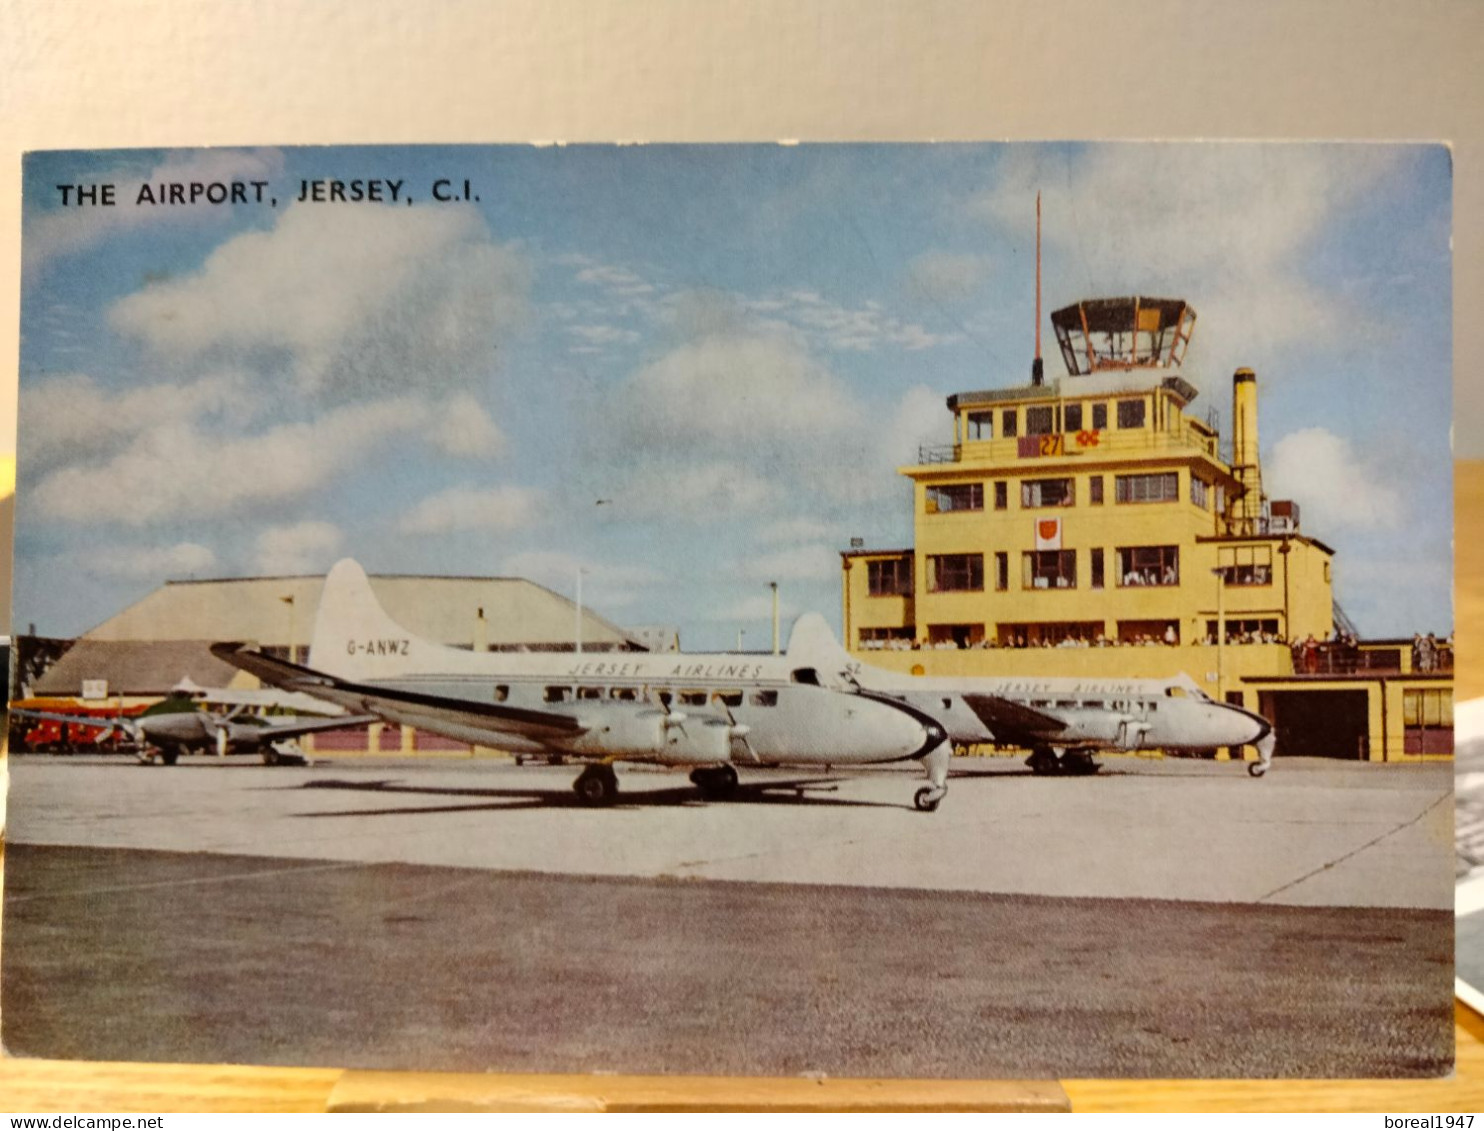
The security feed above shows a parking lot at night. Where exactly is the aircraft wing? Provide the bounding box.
[959,694,1070,745]
[11,707,133,730]
[210,643,587,741]
[248,714,381,740]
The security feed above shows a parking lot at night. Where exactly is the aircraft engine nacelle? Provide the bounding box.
[561,705,670,759]
[658,715,739,765]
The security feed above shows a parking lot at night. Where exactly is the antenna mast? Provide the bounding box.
[1032,191,1044,386]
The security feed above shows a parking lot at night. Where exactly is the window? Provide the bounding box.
[926,483,984,513]
[1089,476,1104,505]
[750,689,779,707]
[1091,403,1108,430]
[1205,618,1280,643]
[1116,546,1179,586]
[1190,476,1209,509]
[866,557,912,597]
[578,686,604,700]
[679,690,708,707]
[544,685,572,703]
[1118,619,1180,645]
[1091,547,1105,590]
[995,551,1008,591]
[1064,403,1084,432]
[1022,550,1077,589]
[610,687,637,700]
[928,553,984,592]
[1002,409,1018,438]
[1115,472,1179,503]
[1218,545,1272,587]
[1021,477,1075,507]
[927,623,983,648]
[493,684,509,702]
[1026,405,1055,435]
[965,411,994,440]
[994,481,1008,510]
[713,690,744,708]
[1117,399,1146,429]
[997,621,1102,647]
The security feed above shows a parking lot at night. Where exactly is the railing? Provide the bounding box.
[913,426,1219,466]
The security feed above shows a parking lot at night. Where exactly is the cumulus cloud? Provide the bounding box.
[84,541,218,581]
[968,145,1403,373]
[427,393,504,459]
[32,397,425,524]
[906,251,991,303]
[108,203,530,402]
[255,521,344,575]
[24,148,286,275]
[1264,427,1403,531]
[398,484,542,534]
[20,371,252,475]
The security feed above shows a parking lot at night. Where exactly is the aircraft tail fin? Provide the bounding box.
[308,558,435,680]
[785,612,858,688]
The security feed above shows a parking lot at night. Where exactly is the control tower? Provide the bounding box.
[1050,296,1197,374]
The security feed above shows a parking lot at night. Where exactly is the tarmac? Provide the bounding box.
[0,752,1458,1078]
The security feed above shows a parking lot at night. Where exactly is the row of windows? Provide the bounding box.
[926,472,1204,512]
[537,685,780,708]
[925,547,1181,593]
[964,398,1148,440]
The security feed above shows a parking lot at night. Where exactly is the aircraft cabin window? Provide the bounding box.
[679,690,708,707]
[791,668,821,686]
[578,686,604,700]
[657,690,673,707]
[544,686,572,703]
[714,690,744,708]
[609,687,637,700]
[750,690,778,707]
[493,684,509,702]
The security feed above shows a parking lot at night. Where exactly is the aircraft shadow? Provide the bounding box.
[290,776,908,816]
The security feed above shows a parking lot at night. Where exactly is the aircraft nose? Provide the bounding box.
[1214,703,1272,747]
[866,698,946,761]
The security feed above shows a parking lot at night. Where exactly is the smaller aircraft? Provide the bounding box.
[785,615,1277,777]
[11,694,375,765]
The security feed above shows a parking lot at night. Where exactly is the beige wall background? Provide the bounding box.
[1,0,1480,635]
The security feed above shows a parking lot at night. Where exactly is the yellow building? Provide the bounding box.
[841,297,1452,762]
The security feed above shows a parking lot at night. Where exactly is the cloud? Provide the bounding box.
[23,148,286,275]
[108,203,531,402]
[1264,427,1403,531]
[255,521,344,575]
[32,397,425,524]
[20,371,252,475]
[398,484,542,534]
[757,517,837,544]
[83,541,218,581]
[968,145,1404,373]
[427,393,504,459]
[906,251,991,303]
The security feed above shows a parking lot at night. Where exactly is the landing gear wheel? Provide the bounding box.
[1063,751,1100,776]
[1248,761,1268,778]
[262,749,280,766]
[160,749,179,766]
[690,764,739,800]
[573,764,619,805]
[1026,747,1060,775]
[914,786,943,812]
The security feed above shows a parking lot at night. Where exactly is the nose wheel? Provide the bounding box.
[914,785,945,812]
[573,763,620,805]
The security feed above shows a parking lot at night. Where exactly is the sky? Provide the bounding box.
[15,143,1453,646]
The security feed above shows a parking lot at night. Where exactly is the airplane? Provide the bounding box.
[785,614,1278,778]
[211,558,953,809]
[11,694,377,765]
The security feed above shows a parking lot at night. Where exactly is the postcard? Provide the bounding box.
[3,143,1455,1078]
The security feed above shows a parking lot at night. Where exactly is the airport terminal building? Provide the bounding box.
[840,297,1453,763]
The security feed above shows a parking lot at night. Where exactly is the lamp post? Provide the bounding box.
[1212,568,1225,702]
[280,594,296,664]
[771,582,780,655]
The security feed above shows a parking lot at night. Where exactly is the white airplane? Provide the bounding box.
[212,559,953,809]
[786,615,1277,778]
